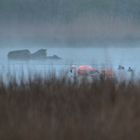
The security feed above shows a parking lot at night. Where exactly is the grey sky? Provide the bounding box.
[0,0,140,45]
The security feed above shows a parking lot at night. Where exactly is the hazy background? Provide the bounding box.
[0,0,140,46]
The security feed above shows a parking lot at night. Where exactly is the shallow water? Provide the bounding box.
[0,43,140,81]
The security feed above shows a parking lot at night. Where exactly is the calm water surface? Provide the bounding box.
[0,44,140,81]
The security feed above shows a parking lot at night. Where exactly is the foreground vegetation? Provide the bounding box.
[0,75,140,140]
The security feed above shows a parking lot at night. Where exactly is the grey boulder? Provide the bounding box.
[8,49,61,60]
[31,49,47,59]
[8,49,31,60]
[47,55,61,60]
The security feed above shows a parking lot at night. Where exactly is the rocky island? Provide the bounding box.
[8,49,61,60]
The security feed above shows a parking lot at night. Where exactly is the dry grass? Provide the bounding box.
[0,74,140,140]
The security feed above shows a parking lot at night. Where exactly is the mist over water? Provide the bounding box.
[0,43,140,82]
[0,2,140,139]
[0,0,140,81]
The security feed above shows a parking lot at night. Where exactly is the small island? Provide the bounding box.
[8,49,61,60]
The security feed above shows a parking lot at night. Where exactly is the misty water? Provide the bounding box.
[0,43,140,82]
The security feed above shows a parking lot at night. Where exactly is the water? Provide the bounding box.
[0,43,140,82]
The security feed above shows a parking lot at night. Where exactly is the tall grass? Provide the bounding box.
[0,74,140,140]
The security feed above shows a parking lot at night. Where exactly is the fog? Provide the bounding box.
[0,0,140,82]
[1,17,140,45]
[0,45,139,83]
[0,0,140,45]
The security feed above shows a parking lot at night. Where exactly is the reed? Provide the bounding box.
[0,73,139,140]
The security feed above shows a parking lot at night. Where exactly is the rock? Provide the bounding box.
[31,49,47,59]
[47,55,61,60]
[8,49,31,60]
[118,65,125,70]
[128,67,134,72]
[8,49,61,60]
